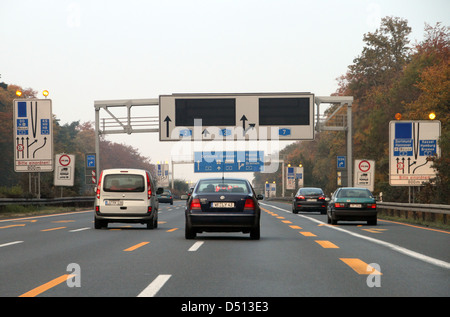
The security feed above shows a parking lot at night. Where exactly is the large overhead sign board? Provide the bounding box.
[13,99,53,172]
[389,120,441,186]
[159,93,314,141]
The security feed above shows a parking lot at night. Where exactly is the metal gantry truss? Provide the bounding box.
[315,96,354,186]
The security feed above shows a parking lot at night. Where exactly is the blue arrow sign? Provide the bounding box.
[194,151,264,173]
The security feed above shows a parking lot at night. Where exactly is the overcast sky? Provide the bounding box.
[1,0,449,184]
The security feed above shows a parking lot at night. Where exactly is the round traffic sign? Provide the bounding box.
[358,160,371,172]
[59,154,71,166]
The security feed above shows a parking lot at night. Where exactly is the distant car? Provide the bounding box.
[185,178,263,240]
[94,168,163,229]
[158,190,173,205]
[327,187,377,225]
[292,187,327,214]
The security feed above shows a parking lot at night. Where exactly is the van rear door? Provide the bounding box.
[101,172,148,214]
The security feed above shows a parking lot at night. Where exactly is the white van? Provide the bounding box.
[94,169,163,229]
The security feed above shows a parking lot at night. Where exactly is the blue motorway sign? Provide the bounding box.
[337,156,346,169]
[194,151,264,173]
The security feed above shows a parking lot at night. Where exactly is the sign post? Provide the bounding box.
[13,99,53,172]
[389,121,441,186]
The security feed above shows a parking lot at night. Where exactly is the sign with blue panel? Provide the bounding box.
[194,151,264,173]
[389,120,441,186]
[337,156,346,169]
[13,99,53,172]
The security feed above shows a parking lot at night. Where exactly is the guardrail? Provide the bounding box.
[0,197,95,207]
[377,202,450,215]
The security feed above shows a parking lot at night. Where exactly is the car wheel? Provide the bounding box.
[94,218,107,229]
[185,221,196,239]
[250,225,260,240]
[368,218,377,226]
[331,212,338,225]
[147,214,157,229]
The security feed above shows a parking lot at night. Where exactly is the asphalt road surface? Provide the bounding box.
[0,200,449,300]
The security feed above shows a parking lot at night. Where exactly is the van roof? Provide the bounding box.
[101,168,149,175]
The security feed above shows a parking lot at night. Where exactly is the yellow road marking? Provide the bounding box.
[0,224,26,229]
[340,258,382,275]
[362,228,387,233]
[41,227,66,232]
[124,242,150,251]
[289,225,302,229]
[166,228,178,232]
[299,232,316,237]
[315,240,339,248]
[19,274,75,297]
[282,220,292,224]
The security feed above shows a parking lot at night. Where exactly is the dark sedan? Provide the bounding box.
[157,189,173,205]
[327,187,377,225]
[185,178,263,240]
[292,187,327,214]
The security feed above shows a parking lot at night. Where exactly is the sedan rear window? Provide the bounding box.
[337,189,372,198]
[298,188,323,195]
[103,174,145,192]
[196,179,250,194]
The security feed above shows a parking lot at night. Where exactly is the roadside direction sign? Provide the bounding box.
[194,151,264,173]
[389,120,441,186]
[159,93,314,141]
[13,99,53,172]
[54,154,75,186]
[354,159,375,191]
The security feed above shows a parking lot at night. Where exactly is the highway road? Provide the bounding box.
[0,200,449,301]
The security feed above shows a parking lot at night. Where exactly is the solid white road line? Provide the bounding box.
[188,241,204,252]
[69,227,91,232]
[0,241,23,248]
[261,202,450,270]
[137,274,172,297]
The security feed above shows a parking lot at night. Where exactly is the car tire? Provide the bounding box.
[185,222,196,239]
[147,214,158,229]
[94,218,107,229]
[368,218,377,226]
[331,211,338,225]
[250,225,260,240]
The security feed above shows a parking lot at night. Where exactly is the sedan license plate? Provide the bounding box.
[349,204,362,208]
[306,199,317,201]
[211,202,235,208]
[105,200,123,206]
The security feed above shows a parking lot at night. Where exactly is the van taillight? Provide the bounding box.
[190,198,201,210]
[146,172,152,199]
[244,198,255,210]
[96,171,103,199]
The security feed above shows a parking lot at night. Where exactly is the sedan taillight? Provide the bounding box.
[334,203,345,208]
[296,195,305,200]
[190,198,201,210]
[244,198,255,210]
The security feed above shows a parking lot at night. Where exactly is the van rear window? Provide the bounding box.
[103,174,145,192]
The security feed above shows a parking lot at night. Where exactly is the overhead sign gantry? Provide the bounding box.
[159,93,315,141]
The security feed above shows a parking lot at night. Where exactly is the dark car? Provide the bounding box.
[327,187,377,225]
[292,187,327,214]
[158,189,173,205]
[185,178,263,240]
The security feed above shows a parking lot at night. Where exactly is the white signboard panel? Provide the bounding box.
[159,93,314,141]
[389,120,441,186]
[13,99,53,172]
[354,159,375,191]
[54,154,75,186]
